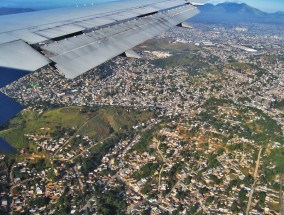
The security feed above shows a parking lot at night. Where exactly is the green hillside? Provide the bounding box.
[0,106,153,149]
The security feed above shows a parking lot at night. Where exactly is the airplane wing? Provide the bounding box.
[0,0,206,140]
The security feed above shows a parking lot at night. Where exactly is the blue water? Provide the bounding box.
[0,137,16,154]
[0,92,23,125]
[0,92,22,153]
[0,67,29,88]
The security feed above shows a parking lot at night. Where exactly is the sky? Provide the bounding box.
[0,0,283,13]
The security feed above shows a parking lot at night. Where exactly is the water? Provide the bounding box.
[0,137,17,154]
[0,78,23,153]
[0,67,29,88]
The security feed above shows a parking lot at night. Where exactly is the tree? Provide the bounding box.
[243,174,254,187]
[206,196,214,204]
[199,187,209,195]
[238,189,247,202]
[258,191,266,207]
[231,200,238,213]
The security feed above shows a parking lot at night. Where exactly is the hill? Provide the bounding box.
[0,106,153,150]
[191,2,284,25]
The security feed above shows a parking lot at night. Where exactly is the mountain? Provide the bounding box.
[191,3,284,25]
[0,7,34,16]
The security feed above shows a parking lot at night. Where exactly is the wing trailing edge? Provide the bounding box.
[43,4,199,79]
[0,0,206,136]
[0,0,205,81]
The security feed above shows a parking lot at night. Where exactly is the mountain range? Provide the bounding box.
[0,3,283,25]
[191,2,284,25]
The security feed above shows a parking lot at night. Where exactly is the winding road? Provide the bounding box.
[246,147,263,215]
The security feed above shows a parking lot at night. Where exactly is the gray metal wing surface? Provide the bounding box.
[0,0,207,137]
[42,4,199,78]
[0,0,206,81]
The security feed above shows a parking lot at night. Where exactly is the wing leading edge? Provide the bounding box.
[43,4,199,78]
[0,0,205,80]
[0,0,206,142]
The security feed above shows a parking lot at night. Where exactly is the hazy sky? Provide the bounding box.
[0,0,283,12]
[0,0,115,9]
[208,0,284,12]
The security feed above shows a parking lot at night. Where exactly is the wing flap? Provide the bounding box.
[9,30,48,44]
[0,33,18,44]
[0,40,50,72]
[0,0,205,150]
[36,24,85,39]
[74,17,116,29]
[0,0,198,44]
[0,40,50,87]
[0,0,203,81]
[42,5,199,79]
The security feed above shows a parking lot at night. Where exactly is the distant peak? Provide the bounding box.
[192,2,284,25]
[201,2,267,15]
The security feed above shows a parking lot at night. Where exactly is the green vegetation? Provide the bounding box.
[226,62,269,77]
[131,124,162,153]
[0,106,153,149]
[162,162,185,194]
[141,178,159,197]
[132,162,160,180]
[145,38,221,76]
[228,62,257,71]
[96,188,127,215]
[238,188,248,211]
[77,108,152,141]
[79,132,126,176]
[28,197,50,208]
[141,38,200,52]
[257,191,266,207]
[209,175,222,185]
[152,52,210,74]
[201,98,283,145]
[252,54,284,65]
[269,148,284,174]
[200,97,284,182]
[56,187,72,214]
[273,99,284,110]
[231,200,239,213]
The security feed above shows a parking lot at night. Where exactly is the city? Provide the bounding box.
[0,22,284,214]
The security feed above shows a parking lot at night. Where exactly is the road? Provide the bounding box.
[158,165,164,195]
[246,147,263,215]
[280,174,284,215]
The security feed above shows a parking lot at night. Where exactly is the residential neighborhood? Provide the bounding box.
[0,23,283,214]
